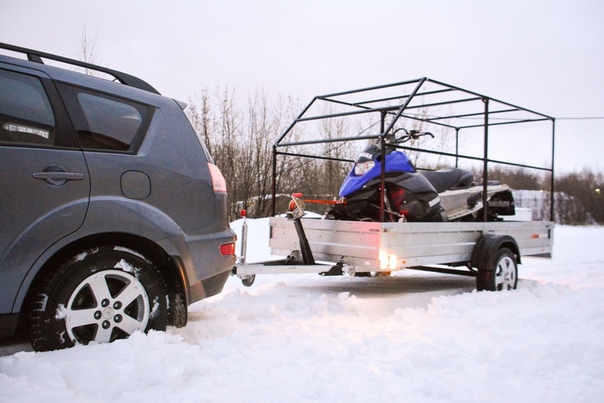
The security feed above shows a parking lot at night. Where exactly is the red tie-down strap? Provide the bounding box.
[290,193,347,206]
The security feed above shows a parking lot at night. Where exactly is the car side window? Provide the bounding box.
[58,85,151,152]
[0,69,55,146]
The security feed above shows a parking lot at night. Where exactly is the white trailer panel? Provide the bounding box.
[269,217,553,272]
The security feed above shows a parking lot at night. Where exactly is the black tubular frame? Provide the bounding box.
[0,42,160,95]
[271,77,556,221]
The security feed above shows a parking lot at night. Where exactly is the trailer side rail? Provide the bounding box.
[269,217,553,272]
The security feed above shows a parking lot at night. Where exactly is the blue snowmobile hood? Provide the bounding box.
[339,151,415,197]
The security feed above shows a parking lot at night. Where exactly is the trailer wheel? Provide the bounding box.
[355,271,390,278]
[476,247,517,291]
[240,274,256,287]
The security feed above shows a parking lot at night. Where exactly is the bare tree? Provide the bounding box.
[76,26,103,76]
[555,169,603,224]
[186,86,306,218]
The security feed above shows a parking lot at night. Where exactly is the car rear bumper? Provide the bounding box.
[162,227,236,304]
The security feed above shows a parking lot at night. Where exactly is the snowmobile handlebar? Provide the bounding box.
[391,128,434,144]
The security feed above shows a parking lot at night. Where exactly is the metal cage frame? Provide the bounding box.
[271,77,555,221]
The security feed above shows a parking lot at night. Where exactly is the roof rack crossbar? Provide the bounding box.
[425,108,521,122]
[295,107,390,123]
[457,117,553,130]
[318,78,425,99]
[348,88,456,108]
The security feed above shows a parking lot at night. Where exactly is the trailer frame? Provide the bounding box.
[234,78,555,290]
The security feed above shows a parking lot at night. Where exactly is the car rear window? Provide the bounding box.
[77,93,144,150]
[59,84,152,152]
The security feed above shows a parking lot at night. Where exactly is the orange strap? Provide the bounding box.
[299,198,346,205]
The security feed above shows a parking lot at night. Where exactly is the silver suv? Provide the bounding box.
[0,43,236,351]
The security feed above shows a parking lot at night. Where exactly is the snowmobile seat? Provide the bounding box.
[419,168,474,193]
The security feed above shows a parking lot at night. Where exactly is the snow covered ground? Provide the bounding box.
[1,223,603,402]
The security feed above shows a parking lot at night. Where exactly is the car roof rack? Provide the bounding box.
[0,42,160,95]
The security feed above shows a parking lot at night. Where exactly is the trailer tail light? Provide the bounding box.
[208,163,227,193]
[380,252,398,270]
[220,242,236,256]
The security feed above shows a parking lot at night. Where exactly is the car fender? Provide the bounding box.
[0,198,89,314]
[11,197,188,313]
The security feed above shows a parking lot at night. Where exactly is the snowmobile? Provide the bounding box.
[327,129,515,222]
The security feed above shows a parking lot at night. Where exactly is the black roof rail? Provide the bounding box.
[0,42,160,95]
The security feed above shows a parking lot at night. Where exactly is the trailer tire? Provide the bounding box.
[240,274,256,287]
[476,247,518,291]
[355,271,391,278]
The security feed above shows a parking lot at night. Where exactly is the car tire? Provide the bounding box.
[30,246,168,351]
[476,247,518,291]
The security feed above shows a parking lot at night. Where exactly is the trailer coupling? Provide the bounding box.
[233,193,344,286]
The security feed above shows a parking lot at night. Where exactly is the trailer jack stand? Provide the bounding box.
[319,263,344,276]
[288,193,316,266]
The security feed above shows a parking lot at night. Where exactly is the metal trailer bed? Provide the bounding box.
[234,215,552,283]
[268,218,552,273]
[233,78,556,290]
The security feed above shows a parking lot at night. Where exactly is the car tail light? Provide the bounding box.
[219,242,236,256]
[208,163,227,193]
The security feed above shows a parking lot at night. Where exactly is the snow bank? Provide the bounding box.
[1,225,603,402]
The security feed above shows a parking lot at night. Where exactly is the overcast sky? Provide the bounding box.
[2,0,603,173]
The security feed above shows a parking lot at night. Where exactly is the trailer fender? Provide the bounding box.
[471,234,521,271]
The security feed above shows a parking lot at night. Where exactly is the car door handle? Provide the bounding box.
[32,172,85,180]
[33,167,85,187]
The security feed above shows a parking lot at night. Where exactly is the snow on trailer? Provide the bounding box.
[233,78,555,291]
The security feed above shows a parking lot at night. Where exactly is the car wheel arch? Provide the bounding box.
[17,232,189,335]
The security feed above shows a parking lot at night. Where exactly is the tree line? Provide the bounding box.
[186,87,351,219]
[186,88,603,225]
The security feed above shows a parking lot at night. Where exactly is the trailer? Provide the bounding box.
[233,78,555,291]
